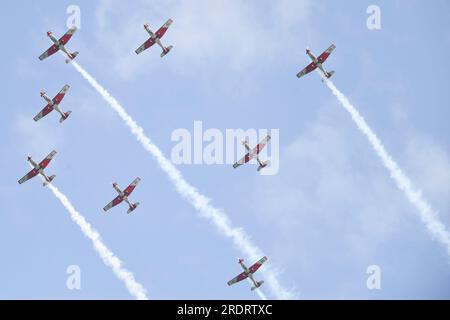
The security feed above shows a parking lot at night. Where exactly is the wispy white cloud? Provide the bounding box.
[13,114,63,156]
[253,114,404,259]
[47,183,148,299]
[93,0,314,80]
[71,60,295,299]
[251,99,450,298]
[323,75,450,257]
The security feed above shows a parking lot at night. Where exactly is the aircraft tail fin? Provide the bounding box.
[257,160,270,172]
[43,175,56,186]
[321,70,335,82]
[59,111,72,123]
[160,45,173,58]
[251,281,264,291]
[127,202,140,214]
[65,52,79,63]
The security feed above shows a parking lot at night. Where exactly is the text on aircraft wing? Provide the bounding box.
[317,44,336,64]
[123,177,141,196]
[227,271,249,286]
[52,85,70,105]
[34,104,54,122]
[38,44,60,61]
[103,195,124,212]
[248,256,268,274]
[296,61,317,78]
[251,135,271,156]
[58,27,77,45]
[135,38,156,54]
[38,150,57,169]
[18,169,39,184]
[155,18,173,38]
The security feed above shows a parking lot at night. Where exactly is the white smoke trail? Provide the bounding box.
[322,74,450,256]
[246,278,267,300]
[46,183,149,299]
[256,290,268,300]
[71,61,294,299]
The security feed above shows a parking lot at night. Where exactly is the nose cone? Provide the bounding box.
[238,258,244,263]
[40,91,45,97]
[113,182,118,187]
[27,156,32,161]
[144,24,149,28]
[47,31,52,36]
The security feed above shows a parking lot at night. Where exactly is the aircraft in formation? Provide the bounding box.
[296,44,336,81]
[39,26,79,63]
[34,85,72,123]
[18,150,57,186]
[103,178,141,214]
[233,135,271,172]
[23,19,339,293]
[135,19,174,57]
[227,257,268,291]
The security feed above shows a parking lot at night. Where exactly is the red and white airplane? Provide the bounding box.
[39,26,79,63]
[296,44,336,80]
[135,19,173,57]
[233,135,271,172]
[103,177,141,214]
[227,256,268,291]
[18,150,57,186]
[34,85,71,123]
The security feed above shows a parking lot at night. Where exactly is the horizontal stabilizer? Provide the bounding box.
[65,52,79,63]
[43,174,56,186]
[251,280,264,291]
[257,160,270,172]
[127,202,140,214]
[160,45,173,58]
[59,111,72,123]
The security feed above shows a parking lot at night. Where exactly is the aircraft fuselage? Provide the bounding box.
[41,92,53,105]
[144,25,169,53]
[238,260,259,288]
[113,183,134,208]
[47,31,74,60]
[307,48,329,76]
[41,92,65,117]
[27,157,51,182]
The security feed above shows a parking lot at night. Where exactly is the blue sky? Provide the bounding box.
[1,0,449,299]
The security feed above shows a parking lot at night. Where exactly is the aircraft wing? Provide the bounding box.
[38,150,57,169]
[58,26,77,45]
[251,135,271,156]
[233,152,254,168]
[317,44,336,64]
[135,38,156,54]
[38,44,60,61]
[18,168,39,184]
[296,61,317,78]
[103,195,124,212]
[248,256,268,274]
[227,271,249,286]
[52,84,70,105]
[123,177,141,196]
[33,103,54,122]
[155,18,173,38]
